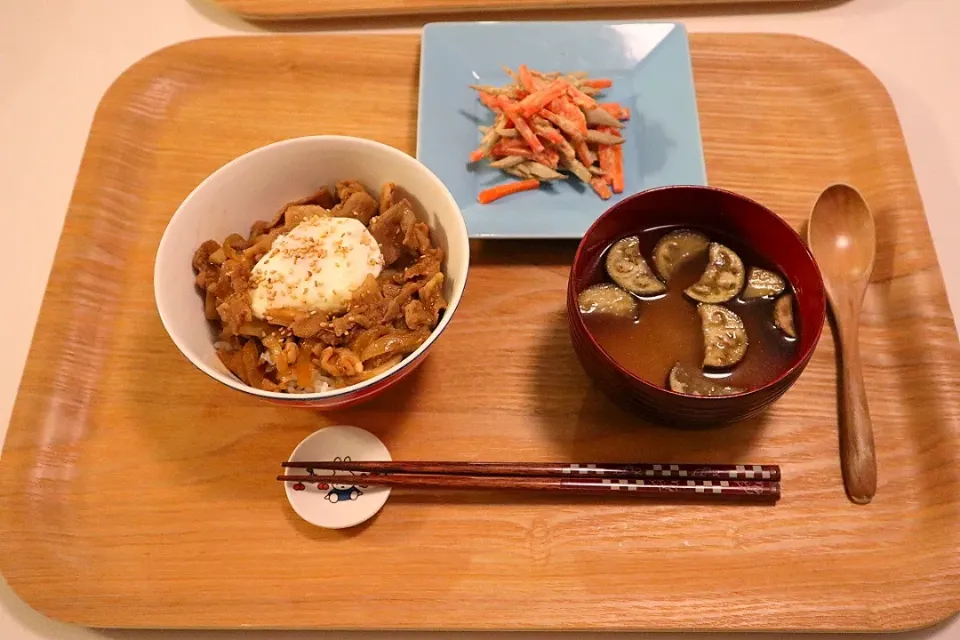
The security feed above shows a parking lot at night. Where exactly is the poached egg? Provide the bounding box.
[249,215,383,319]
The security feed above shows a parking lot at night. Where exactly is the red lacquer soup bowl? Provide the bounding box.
[567,185,826,427]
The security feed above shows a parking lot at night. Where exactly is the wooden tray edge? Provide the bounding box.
[2,31,958,632]
[4,595,958,633]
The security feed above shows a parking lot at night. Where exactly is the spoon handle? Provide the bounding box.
[835,317,877,504]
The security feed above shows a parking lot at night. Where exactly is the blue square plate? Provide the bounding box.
[417,21,707,239]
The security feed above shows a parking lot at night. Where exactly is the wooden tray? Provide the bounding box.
[1,33,959,632]
[211,0,819,21]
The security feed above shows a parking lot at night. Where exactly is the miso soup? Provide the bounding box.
[577,226,798,396]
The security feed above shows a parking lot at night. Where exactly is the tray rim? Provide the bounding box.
[1,31,959,632]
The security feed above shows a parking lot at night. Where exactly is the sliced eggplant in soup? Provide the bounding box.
[774,294,797,338]
[577,284,638,320]
[668,363,745,397]
[605,236,666,296]
[698,303,749,368]
[742,267,786,300]
[685,242,745,304]
[652,229,710,281]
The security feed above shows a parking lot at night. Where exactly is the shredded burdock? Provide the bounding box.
[193,180,448,393]
[469,65,629,203]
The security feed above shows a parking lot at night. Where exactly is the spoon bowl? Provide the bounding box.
[807,183,878,504]
[808,184,877,289]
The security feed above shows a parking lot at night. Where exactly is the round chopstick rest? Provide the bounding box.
[283,425,391,529]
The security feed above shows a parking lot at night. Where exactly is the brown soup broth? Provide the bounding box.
[583,225,798,391]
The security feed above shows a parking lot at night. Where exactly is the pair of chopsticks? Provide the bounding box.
[277,461,781,502]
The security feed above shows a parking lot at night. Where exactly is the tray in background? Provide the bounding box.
[211,0,821,21]
[0,33,959,631]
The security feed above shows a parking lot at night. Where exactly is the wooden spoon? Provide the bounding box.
[807,184,877,504]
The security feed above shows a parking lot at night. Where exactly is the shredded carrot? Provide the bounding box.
[533,147,561,170]
[589,177,613,200]
[597,125,625,193]
[512,115,544,153]
[590,180,612,199]
[545,97,587,137]
[491,140,534,158]
[517,65,540,93]
[596,125,621,140]
[611,143,624,194]
[478,92,500,110]
[470,67,628,201]
[560,97,589,134]
[582,78,613,89]
[478,179,541,204]
[496,96,544,153]
[518,80,568,117]
[597,144,616,179]
[542,94,582,130]
[565,83,598,110]
[599,102,630,120]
